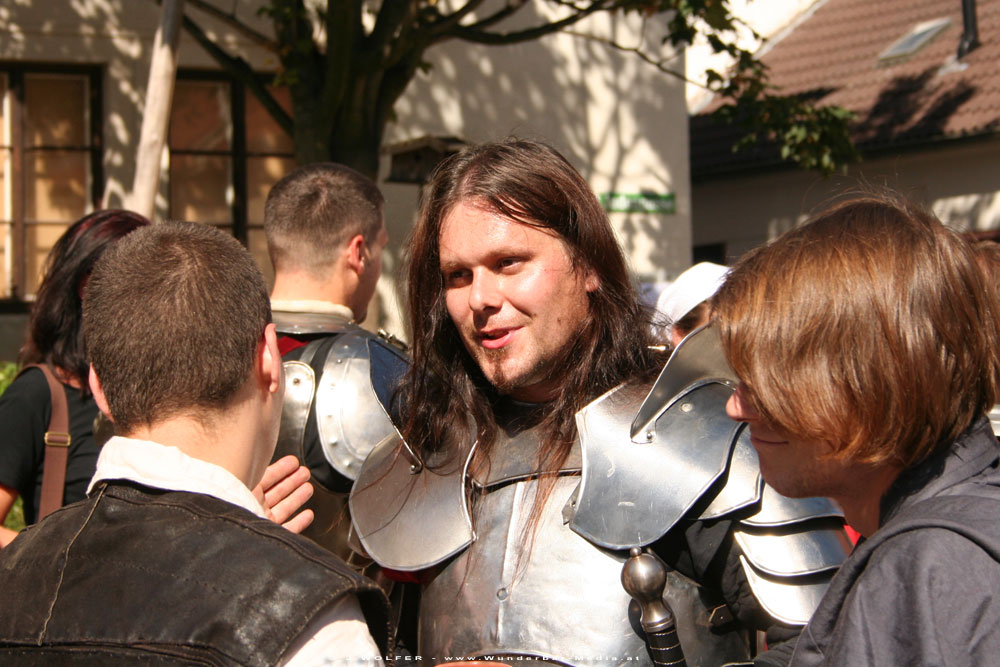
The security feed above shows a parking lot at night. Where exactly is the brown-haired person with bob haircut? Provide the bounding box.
[719,192,1000,666]
[0,222,390,664]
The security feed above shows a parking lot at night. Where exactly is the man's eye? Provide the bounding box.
[498,257,521,270]
[444,270,470,285]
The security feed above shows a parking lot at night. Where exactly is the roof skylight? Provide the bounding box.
[879,17,952,63]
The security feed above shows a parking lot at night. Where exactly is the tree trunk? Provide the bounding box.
[129,0,185,218]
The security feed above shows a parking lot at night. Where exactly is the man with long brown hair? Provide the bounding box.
[718,193,1000,665]
[351,139,849,665]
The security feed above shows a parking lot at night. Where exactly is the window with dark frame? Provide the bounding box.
[168,71,295,280]
[0,66,294,305]
[0,64,102,304]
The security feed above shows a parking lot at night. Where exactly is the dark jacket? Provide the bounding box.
[0,481,391,665]
[790,418,1000,666]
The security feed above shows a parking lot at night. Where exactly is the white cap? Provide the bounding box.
[656,262,730,324]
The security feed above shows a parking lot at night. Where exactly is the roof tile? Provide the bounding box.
[692,0,1000,177]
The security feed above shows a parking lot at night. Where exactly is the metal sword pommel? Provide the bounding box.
[621,547,688,667]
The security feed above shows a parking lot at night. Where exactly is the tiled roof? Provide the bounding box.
[691,0,1000,178]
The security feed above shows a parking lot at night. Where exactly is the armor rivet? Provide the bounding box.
[292,378,300,386]
[409,464,419,474]
[645,431,654,442]
[681,403,693,413]
[496,587,508,600]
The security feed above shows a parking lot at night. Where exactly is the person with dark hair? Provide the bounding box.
[718,193,1000,665]
[264,162,408,559]
[0,209,148,546]
[0,221,391,663]
[350,139,849,665]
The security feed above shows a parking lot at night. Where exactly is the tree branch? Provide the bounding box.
[367,0,419,61]
[323,0,362,115]
[442,0,615,45]
[459,0,527,32]
[423,0,489,36]
[563,21,687,84]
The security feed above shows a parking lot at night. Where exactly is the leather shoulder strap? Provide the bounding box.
[18,363,71,520]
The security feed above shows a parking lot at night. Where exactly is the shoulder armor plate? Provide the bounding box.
[570,324,744,549]
[349,433,474,571]
[733,526,849,578]
[742,484,845,528]
[734,483,851,625]
[570,380,740,549]
[739,555,835,626]
[274,360,316,461]
[315,330,409,480]
[631,323,738,440]
[698,424,763,520]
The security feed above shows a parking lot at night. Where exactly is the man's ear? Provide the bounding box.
[583,266,601,293]
[345,233,367,275]
[88,365,114,421]
[260,323,282,395]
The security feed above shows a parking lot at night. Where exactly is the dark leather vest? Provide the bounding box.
[0,481,391,665]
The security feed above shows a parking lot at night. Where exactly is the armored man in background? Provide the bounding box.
[351,139,850,666]
[264,163,408,560]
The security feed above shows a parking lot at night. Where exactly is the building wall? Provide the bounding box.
[692,138,1000,260]
[380,6,692,335]
[0,1,690,352]
[0,0,280,210]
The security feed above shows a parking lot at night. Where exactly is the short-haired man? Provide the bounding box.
[718,194,1000,665]
[265,163,408,559]
[0,222,390,663]
[351,139,850,665]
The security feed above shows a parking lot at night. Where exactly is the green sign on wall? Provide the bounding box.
[601,192,676,214]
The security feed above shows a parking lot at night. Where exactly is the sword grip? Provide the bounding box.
[643,618,687,667]
[622,547,688,667]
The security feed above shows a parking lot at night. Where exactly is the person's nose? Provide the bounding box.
[468,270,502,313]
[726,383,758,423]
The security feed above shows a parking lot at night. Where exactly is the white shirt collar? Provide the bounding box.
[270,299,354,321]
[87,436,268,519]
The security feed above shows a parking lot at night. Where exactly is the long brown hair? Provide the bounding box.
[715,192,1000,468]
[401,138,663,491]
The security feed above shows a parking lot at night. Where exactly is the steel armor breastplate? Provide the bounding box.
[419,473,751,667]
[351,324,850,665]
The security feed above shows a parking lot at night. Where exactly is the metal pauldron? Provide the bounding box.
[571,324,851,628]
[314,329,408,480]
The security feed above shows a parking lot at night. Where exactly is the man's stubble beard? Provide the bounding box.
[477,340,569,397]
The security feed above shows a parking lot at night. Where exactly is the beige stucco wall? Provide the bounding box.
[692,138,1000,260]
[0,0,280,212]
[380,5,692,335]
[1,1,691,344]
